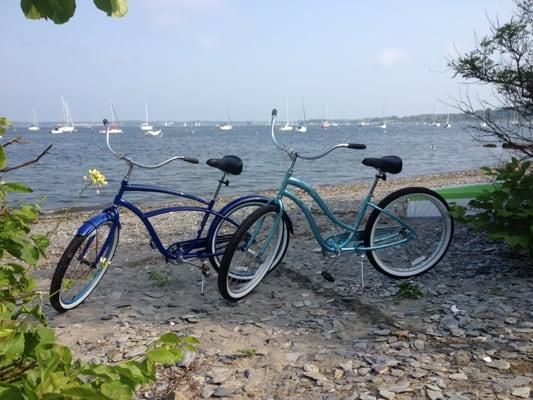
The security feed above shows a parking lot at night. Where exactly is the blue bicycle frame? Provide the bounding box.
[77,176,273,263]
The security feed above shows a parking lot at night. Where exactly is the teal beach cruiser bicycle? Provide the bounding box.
[217,109,454,301]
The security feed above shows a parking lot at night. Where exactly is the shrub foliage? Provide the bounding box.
[0,140,197,399]
[452,158,533,254]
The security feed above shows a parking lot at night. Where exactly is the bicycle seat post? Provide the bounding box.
[212,173,227,201]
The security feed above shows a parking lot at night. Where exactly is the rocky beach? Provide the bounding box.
[33,169,532,400]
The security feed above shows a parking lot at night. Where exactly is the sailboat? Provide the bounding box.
[28,107,40,131]
[320,104,334,129]
[444,114,451,129]
[145,128,162,137]
[296,98,307,133]
[280,97,293,131]
[140,102,153,131]
[50,95,75,134]
[100,100,123,134]
[219,107,233,131]
[378,103,387,129]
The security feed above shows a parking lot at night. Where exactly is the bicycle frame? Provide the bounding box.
[77,177,267,262]
[270,157,417,255]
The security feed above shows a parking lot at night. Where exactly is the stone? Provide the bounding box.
[412,339,425,351]
[176,350,195,368]
[426,389,443,400]
[511,387,530,398]
[487,359,511,370]
[373,329,391,336]
[166,391,187,400]
[212,387,234,397]
[378,389,395,399]
[449,372,468,381]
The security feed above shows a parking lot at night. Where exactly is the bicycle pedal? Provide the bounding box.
[321,270,335,282]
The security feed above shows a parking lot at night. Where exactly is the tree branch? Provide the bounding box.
[0,144,53,173]
[1,135,29,147]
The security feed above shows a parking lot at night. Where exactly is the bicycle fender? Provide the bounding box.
[76,209,119,237]
[209,195,293,236]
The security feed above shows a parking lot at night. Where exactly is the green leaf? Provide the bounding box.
[146,347,179,364]
[0,183,33,194]
[20,0,76,24]
[63,386,112,400]
[0,383,24,400]
[0,145,5,170]
[100,381,133,400]
[94,0,128,17]
[0,117,11,139]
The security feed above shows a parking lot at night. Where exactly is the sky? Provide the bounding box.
[0,0,516,122]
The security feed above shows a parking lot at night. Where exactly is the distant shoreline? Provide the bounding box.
[41,168,489,216]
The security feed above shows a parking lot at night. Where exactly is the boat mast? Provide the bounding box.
[145,101,149,124]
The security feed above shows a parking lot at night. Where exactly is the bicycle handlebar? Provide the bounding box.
[270,109,366,160]
[103,119,199,168]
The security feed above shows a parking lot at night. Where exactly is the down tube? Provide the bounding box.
[282,190,337,252]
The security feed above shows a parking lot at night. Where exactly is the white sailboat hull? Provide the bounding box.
[296,126,307,133]
[50,126,74,134]
[28,126,40,131]
[146,130,162,136]
[280,124,293,131]
[219,124,233,131]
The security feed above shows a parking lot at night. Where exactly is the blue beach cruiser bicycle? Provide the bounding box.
[49,120,291,312]
[217,109,454,301]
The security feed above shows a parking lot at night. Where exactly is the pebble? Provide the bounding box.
[511,387,530,398]
[487,360,511,370]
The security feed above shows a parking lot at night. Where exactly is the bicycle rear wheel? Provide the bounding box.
[218,205,284,301]
[364,187,453,278]
[50,221,119,312]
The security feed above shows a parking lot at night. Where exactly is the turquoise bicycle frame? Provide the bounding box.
[267,157,417,256]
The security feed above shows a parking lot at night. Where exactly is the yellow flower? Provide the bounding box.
[88,169,108,187]
[99,257,111,269]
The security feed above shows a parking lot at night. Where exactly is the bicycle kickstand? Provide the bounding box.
[359,254,366,289]
[181,258,211,295]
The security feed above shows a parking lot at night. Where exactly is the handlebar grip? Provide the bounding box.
[272,108,277,117]
[347,143,366,150]
[183,156,199,164]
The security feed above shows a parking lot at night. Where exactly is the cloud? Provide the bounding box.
[195,34,221,50]
[377,48,409,67]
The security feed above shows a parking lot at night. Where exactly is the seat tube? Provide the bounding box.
[212,173,227,200]
[355,174,382,226]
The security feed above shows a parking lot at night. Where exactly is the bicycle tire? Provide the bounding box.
[364,187,453,279]
[50,221,119,312]
[218,205,285,301]
[208,200,290,272]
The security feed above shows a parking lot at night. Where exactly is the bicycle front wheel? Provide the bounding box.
[364,187,453,279]
[208,199,290,273]
[218,205,284,301]
[50,221,119,312]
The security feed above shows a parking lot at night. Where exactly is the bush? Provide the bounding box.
[451,158,533,254]
[0,141,197,399]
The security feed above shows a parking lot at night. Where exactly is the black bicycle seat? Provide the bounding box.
[206,155,243,175]
[362,156,402,174]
